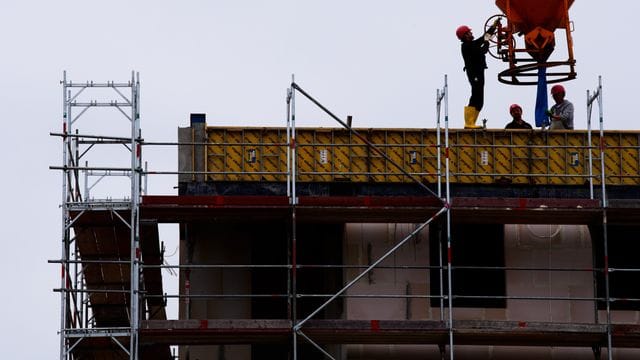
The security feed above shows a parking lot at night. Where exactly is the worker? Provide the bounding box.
[547,85,574,130]
[456,20,499,129]
[505,104,533,129]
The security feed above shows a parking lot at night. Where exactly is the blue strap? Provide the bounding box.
[535,67,549,127]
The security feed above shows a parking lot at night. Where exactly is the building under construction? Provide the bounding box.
[52,2,640,359]
[53,70,640,359]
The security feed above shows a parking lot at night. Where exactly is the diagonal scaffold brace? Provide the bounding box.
[289,80,451,359]
[293,205,448,334]
[291,82,444,202]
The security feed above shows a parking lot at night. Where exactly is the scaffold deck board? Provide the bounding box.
[138,195,628,224]
[70,211,167,335]
[140,319,640,347]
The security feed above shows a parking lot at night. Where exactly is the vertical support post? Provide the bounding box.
[602,210,613,360]
[438,219,445,323]
[129,71,142,360]
[144,162,148,195]
[436,77,446,322]
[598,76,606,207]
[289,75,298,360]
[587,89,594,199]
[286,87,292,199]
[60,70,70,360]
[291,75,297,207]
[590,224,599,326]
[436,88,442,198]
[563,0,576,77]
[292,206,298,360]
[443,74,454,360]
[596,76,612,360]
[285,85,293,355]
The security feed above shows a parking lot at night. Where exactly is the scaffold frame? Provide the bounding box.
[52,71,142,360]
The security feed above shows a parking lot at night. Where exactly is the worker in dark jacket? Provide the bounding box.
[456,20,499,129]
[505,104,533,129]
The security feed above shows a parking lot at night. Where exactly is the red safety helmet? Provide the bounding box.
[456,25,471,40]
[550,84,565,95]
[509,104,522,113]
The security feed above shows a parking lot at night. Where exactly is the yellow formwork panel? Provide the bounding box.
[492,133,513,182]
[204,127,640,186]
[207,129,226,181]
[405,131,425,183]
[601,132,640,185]
[368,131,388,182]
[207,128,287,182]
[241,129,263,182]
[618,133,640,185]
[350,132,368,182]
[260,129,287,182]
[604,134,620,185]
[385,131,405,182]
[333,130,351,180]
[422,131,439,183]
[509,132,528,184]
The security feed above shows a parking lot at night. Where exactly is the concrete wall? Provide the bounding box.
[177,220,640,359]
[179,222,252,360]
[344,223,640,359]
[344,223,430,321]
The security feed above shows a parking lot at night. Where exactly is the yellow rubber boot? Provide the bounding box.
[464,106,481,129]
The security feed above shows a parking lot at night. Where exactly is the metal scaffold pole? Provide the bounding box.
[129,71,142,360]
[436,82,443,198]
[443,75,454,360]
[59,70,70,360]
[587,90,594,199]
[596,76,613,360]
[435,77,447,358]
[587,76,611,360]
[289,75,299,360]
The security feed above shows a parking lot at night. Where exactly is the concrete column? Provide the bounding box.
[178,113,207,183]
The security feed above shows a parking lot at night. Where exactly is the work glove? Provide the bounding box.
[485,18,500,38]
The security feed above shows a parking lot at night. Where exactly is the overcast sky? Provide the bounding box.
[1,1,638,358]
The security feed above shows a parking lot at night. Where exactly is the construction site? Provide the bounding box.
[52,1,640,360]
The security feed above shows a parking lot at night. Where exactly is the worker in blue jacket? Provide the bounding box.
[456,20,499,129]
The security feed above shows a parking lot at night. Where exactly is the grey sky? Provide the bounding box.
[1,1,637,358]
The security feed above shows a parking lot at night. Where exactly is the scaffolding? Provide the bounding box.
[51,71,147,359]
[52,73,640,359]
[282,76,611,360]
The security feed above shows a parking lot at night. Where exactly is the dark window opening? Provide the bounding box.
[296,223,344,320]
[592,225,640,311]
[429,222,506,308]
[250,222,343,359]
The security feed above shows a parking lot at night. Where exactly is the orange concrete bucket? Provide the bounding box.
[493,0,576,85]
[496,0,574,34]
